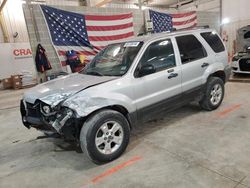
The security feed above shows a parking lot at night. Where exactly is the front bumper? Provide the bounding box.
[232,60,250,74]
[20,100,80,139]
[20,100,56,131]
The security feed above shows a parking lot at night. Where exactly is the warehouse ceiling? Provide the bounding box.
[111,0,196,7]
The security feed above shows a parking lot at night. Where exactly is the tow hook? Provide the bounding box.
[51,110,73,133]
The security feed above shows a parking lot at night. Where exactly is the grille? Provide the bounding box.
[239,59,250,72]
[26,102,40,118]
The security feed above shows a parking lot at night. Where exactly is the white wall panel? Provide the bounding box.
[178,0,220,12]
[222,0,250,22]
[222,0,250,58]
[46,0,82,6]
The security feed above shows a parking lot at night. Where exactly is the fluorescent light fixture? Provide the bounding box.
[141,6,149,10]
[221,18,230,25]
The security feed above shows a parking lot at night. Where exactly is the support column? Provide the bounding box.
[0,0,9,42]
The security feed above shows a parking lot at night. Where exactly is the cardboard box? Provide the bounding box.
[11,75,21,82]
[3,78,12,89]
[11,75,22,89]
[13,81,22,89]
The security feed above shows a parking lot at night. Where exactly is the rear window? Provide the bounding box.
[201,32,225,53]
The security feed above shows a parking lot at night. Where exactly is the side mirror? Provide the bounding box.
[138,64,156,77]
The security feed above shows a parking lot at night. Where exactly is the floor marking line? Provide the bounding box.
[216,104,242,117]
[91,155,142,184]
[0,106,20,111]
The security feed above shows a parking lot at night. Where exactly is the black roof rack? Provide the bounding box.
[137,25,210,36]
[171,25,209,32]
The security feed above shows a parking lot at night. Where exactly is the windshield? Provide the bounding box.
[81,41,143,76]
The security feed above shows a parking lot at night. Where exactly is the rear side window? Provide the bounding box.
[201,32,225,53]
[176,35,207,64]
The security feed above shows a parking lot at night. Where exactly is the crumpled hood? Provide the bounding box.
[23,73,116,106]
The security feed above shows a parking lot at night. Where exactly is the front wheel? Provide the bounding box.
[200,77,225,111]
[80,109,130,164]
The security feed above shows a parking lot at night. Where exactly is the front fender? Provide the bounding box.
[62,91,136,117]
[202,62,225,84]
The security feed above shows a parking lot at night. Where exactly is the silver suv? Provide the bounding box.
[20,29,231,164]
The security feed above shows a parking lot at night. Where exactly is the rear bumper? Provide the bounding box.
[224,65,232,82]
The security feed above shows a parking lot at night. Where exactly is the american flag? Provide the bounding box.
[149,9,197,33]
[40,5,134,66]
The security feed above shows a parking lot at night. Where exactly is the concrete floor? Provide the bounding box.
[0,82,250,188]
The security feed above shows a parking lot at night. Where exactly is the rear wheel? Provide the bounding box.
[200,77,224,111]
[80,109,130,164]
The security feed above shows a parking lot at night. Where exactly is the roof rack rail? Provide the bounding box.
[171,25,210,32]
[137,25,210,36]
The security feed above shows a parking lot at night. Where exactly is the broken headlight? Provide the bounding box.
[42,105,51,114]
[40,102,56,116]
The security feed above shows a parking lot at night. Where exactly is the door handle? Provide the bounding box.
[168,73,178,79]
[201,62,209,68]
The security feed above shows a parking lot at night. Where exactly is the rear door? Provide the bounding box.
[175,34,209,94]
[132,38,182,122]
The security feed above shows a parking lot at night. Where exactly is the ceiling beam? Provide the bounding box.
[0,0,9,42]
[0,0,8,13]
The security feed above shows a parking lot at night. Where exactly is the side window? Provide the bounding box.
[201,32,225,53]
[137,39,176,74]
[176,35,207,64]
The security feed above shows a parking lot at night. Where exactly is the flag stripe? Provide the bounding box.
[170,11,196,18]
[58,50,96,56]
[85,13,132,21]
[172,13,197,22]
[88,27,134,37]
[86,22,133,31]
[90,41,119,47]
[173,16,197,26]
[174,22,197,30]
[56,46,98,54]
[59,54,94,61]
[89,31,134,41]
[86,17,133,27]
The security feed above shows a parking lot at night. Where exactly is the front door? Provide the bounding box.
[132,38,182,122]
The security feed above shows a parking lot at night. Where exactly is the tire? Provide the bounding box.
[199,77,225,111]
[80,109,130,164]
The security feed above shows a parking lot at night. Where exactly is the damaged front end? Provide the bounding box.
[21,98,81,140]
